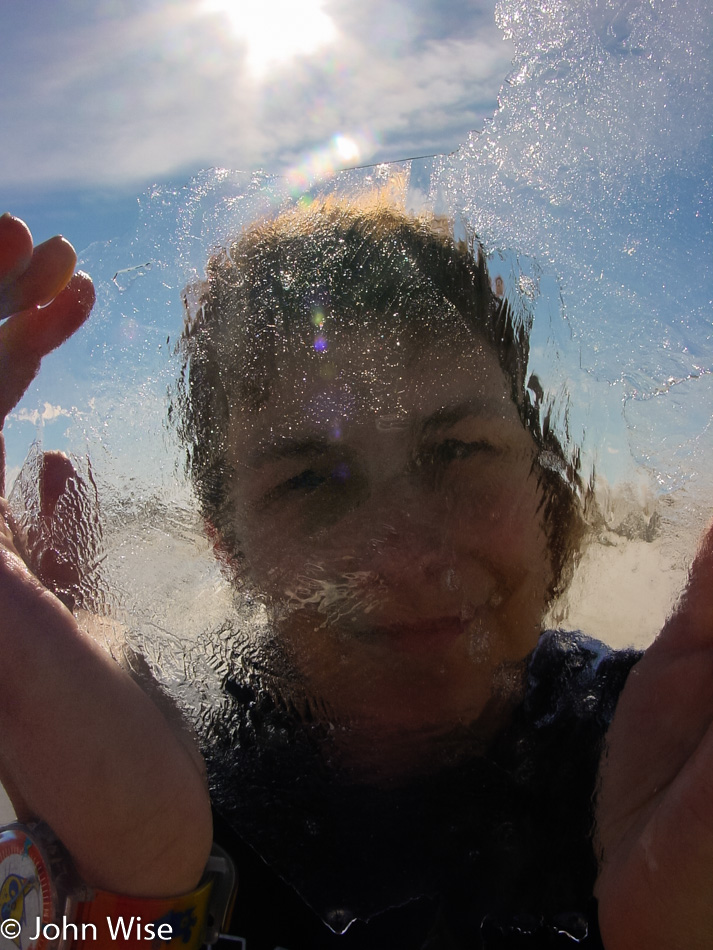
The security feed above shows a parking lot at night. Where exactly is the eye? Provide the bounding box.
[417,438,498,468]
[261,463,353,506]
[286,468,327,492]
[259,468,325,506]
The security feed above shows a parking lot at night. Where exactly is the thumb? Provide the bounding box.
[654,520,713,655]
[29,452,99,612]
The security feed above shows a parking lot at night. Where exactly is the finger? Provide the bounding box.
[0,270,95,356]
[0,235,77,319]
[32,452,89,611]
[39,450,79,522]
[0,272,95,423]
[652,519,713,654]
[0,213,33,290]
[0,498,26,565]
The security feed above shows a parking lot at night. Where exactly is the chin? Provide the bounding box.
[324,660,528,785]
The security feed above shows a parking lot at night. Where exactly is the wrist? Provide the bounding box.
[0,822,236,950]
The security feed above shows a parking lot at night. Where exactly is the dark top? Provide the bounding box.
[208,631,641,950]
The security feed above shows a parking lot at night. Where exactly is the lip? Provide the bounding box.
[367,616,469,654]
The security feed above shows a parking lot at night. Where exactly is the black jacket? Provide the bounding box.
[208,631,641,950]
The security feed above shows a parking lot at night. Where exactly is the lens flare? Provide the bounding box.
[286,131,377,195]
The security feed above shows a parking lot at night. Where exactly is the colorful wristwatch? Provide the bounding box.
[0,823,236,950]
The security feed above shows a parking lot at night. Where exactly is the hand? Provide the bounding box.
[596,523,713,948]
[0,213,100,605]
[0,213,93,437]
[0,214,213,897]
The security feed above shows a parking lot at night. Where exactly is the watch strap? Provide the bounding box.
[73,880,213,950]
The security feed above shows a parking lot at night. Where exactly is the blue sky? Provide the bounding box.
[0,0,513,250]
[3,0,710,499]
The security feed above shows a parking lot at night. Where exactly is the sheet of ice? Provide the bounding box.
[430,0,712,497]
[3,1,707,692]
[4,0,712,928]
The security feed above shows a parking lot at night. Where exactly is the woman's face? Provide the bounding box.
[223,320,554,773]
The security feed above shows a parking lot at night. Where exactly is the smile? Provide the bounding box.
[363,616,470,654]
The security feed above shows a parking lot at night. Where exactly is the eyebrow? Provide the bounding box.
[247,398,509,468]
[248,436,332,468]
[417,397,507,437]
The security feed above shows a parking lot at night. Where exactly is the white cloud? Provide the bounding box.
[0,0,513,189]
[14,403,72,426]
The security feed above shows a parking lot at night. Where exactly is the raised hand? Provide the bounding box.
[0,214,212,897]
[0,213,93,436]
[596,523,713,948]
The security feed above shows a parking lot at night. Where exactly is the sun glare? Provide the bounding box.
[200,0,337,77]
[333,134,360,164]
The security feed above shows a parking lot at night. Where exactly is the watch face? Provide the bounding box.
[0,829,54,950]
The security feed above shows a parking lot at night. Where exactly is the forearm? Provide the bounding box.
[0,540,212,897]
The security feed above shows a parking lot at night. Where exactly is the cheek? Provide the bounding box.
[235,500,349,600]
[239,512,305,592]
[233,460,553,606]
[448,466,551,572]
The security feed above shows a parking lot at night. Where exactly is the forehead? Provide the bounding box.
[227,324,525,449]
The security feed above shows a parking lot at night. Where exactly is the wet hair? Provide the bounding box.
[176,197,587,599]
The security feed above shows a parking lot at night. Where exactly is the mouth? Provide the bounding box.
[364,616,471,654]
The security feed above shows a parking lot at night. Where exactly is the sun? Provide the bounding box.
[200,0,337,77]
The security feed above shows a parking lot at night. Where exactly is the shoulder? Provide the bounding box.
[492,629,643,835]
[525,629,642,727]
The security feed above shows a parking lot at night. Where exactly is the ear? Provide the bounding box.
[181,279,211,336]
[201,515,243,584]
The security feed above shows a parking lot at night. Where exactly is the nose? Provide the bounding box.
[322,472,480,612]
